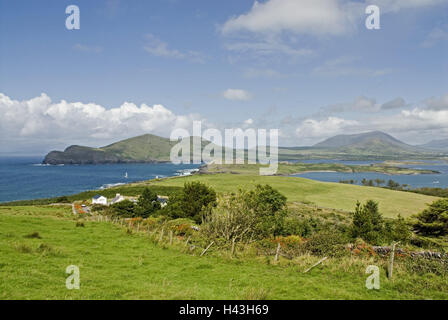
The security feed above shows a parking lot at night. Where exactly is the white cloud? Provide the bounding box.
[424,94,448,110]
[0,93,202,152]
[421,25,448,47]
[244,118,254,125]
[143,34,206,63]
[366,0,448,12]
[221,0,358,36]
[222,89,252,101]
[296,117,359,140]
[292,94,448,145]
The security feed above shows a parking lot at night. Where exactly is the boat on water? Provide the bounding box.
[124,172,128,179]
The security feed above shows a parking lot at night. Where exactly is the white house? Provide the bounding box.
[110,193,125,205]
[157,196,168,208]
[92,195,107,205]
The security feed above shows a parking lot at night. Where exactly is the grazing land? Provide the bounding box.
[143,173,439,218]
[1,205,447,300]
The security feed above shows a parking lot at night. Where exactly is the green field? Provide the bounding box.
[141,174,439,218]
[1,206,447,300]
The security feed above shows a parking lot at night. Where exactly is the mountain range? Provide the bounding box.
[42,131,447,164]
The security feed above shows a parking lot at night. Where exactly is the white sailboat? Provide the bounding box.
[124,172,128,179]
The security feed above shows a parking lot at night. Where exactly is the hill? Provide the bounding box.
[418,139,448,151]
[43,134,212,165]
[279,131,440,160]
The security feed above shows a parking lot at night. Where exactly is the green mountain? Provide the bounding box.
[279,131,442,160]
[43,134,211,164]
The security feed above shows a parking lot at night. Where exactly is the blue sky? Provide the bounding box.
[1,0,448,154]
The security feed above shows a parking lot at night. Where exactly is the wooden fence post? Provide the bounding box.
[274,243,281,262]
[201,241,214,256]
[159,228,164,242]
[231,238,236,256]
[169,230,173,245]
[388,242,398,280]
[304,257,328,273]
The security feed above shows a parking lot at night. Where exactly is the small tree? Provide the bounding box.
[385,214,412,243]
[350,200,384,245]
[413,199,448,236]
[134,187,161,218]
[245,184,287,237]
[111,200,135,217]
[202,193,257,244]
[162,182,217,224]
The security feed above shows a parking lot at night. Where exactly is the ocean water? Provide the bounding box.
[291,160,448,189]
[0,157,200,203]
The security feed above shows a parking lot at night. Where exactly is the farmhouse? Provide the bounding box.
[157,196,168,207]
[110,193,125,205]
[92,195,107,205]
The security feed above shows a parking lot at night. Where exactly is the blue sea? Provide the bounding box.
[0,157,200,203]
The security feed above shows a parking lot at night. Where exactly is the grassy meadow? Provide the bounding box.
[1,205,447,300]
[141,174,439,218]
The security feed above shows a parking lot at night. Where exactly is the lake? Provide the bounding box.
[0,157,200,203]
[291,160,448,189]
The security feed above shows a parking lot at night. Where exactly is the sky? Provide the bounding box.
[0,0,447,155]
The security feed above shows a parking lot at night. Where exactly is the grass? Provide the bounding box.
[143,174,439,218]
[204,163,439,175]
[1,206,447,300]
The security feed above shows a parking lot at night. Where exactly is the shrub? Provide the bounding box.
[245,184,287,237]
[162,182,217,224]
[111,200,135,217]
[134,187,161,218]
[201,194,257,244]
[303,230,349,257]
[413,199,448,237]
[384,214,412,243]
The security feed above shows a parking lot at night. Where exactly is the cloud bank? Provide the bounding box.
[0,93,201,153]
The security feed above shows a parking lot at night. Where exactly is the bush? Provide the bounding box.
[245,184,287,237]
[134,187,161,218]
[303,231,349,257]
[413,199,448,237]
[202,194,258,244]
[384,214,412,243]
[161,182,217,224]
[111,200,135,217]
